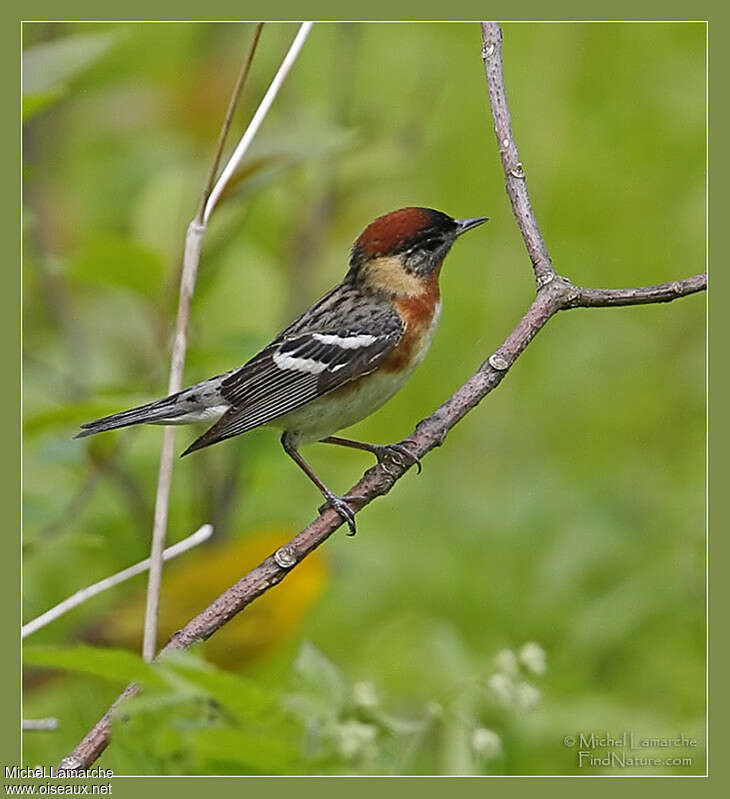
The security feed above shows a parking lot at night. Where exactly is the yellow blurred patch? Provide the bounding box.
[97,528,327,669]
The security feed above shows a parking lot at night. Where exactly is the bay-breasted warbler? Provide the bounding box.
[77,207,488,533]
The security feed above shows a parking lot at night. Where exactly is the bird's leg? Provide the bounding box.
[319,435,422,475]
[280,433,357,536]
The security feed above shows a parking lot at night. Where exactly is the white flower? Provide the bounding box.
[487,672,514,705]
[352,680,378,709]
[514,681,541,711]
[471,727,503,759]
[519,642,547,675]
[493,648,519,676]
[334,720,377,760]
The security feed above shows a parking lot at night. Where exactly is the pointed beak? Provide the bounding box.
[455,216,489,236]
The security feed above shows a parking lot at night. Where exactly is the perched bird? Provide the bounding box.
[77,207,488,534]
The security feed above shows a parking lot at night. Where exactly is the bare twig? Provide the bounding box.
[202,22,314,224]
[23,525,213,639]
[481,21,555,288]
[141,228,200,661]
[196,22,264,222]
[141,23,312,662]
[569,277,708,307]
[23,718,59,732]
[61,22,705,770]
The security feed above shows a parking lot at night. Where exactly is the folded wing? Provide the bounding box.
[181,321,402,455]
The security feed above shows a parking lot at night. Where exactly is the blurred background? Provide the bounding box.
[21,22,705,775]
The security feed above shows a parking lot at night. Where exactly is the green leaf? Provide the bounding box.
[22,89,65,120]
[158,652,279,725]
[293,641,347,712]
[187,726,300,775]
[23,31,119,96]
[23,31,120,119]
[24,644,167,689]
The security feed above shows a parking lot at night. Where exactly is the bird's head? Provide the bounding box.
[348,207,488,297]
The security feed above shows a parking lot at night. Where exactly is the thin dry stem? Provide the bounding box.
[202,22,314,224]
[23,525,213,639]
[196,23,264,223]
[23,718,59,732]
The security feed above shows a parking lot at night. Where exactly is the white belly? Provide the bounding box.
[274,368,411,444]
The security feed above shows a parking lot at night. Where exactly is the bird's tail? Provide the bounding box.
[74,391,187,439]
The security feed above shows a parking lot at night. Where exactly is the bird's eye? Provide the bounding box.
[421,238,442,252]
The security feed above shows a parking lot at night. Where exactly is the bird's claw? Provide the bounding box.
[374,443,422,475]
[318,493,358,536]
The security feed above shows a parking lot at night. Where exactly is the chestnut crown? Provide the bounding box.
[348,207,487,279]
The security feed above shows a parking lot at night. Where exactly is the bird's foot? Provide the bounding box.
[318,492,359,536]
[373,443,422,475]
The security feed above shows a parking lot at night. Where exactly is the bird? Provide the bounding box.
[76,207,488,534]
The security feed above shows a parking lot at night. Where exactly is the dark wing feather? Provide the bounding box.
[181,321,402,455]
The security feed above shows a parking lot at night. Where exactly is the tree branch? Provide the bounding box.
[480,21,555,288]
[569,276,708,307]
[60,22,706,771]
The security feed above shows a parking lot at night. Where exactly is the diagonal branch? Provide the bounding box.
[59,270,705,771]
[60,22,705,771]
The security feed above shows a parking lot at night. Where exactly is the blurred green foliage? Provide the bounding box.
[22,22,705,775]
